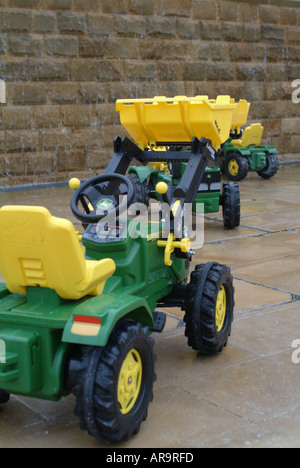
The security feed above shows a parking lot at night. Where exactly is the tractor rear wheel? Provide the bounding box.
[0,390,9,404]
[257,153,279,179]
[72,320,156,443]
[184,262,234,355]
[128,173,150,207]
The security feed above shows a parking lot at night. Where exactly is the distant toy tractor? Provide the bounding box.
[220,123,279,181]
[128,164,241,230]
[0,96,242,444]
[117,95,246,230]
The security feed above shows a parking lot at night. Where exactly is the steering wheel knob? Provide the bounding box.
[70,173,135,224]
[156,182,168,195]
[69,178,81,190]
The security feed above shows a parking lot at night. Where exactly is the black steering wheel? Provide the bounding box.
[71,173,135,223]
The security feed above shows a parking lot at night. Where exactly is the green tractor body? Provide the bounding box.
[129,164,240,229]
[0,218,187,402]
[129,165,222,214]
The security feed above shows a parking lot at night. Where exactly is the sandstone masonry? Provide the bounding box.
[0,0,299,186]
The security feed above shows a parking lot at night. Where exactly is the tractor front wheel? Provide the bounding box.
[221,182,241,229]
[184,262,234,355]
[225,153,249,181]
[72,320,156,443]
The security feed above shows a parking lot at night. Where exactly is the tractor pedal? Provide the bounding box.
[150,311,167,333]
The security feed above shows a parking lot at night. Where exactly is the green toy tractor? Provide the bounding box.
[0,95,239,444]
[129,162,241,230]
[0,136,235,444]
[220,124,279,181]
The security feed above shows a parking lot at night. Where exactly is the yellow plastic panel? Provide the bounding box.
[231,99,250,132]
[231,123,264,148]
[0,206,116,300]
[116,95,248,149]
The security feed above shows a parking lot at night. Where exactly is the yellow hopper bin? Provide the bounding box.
[116,95,250,150]
[230,99,250,134]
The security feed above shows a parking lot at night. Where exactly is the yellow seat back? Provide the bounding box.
[231,123,264,148]
[0,206,116,300]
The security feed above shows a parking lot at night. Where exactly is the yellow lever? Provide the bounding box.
[157,233,191,267]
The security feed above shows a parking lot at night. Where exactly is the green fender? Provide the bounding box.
[129,166,154,183]
[62,292,154,347]
[226,147,251,157]
[259,145,277,155]
[223,141,277,158]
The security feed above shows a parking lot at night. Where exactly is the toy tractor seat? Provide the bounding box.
[231,123,264,149]
[0,206,116,300]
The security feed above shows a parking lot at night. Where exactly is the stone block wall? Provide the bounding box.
[0,0,299,186]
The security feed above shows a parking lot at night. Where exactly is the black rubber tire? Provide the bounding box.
[72,320,156,443]
[225,153,249,181]
[128,173,150,208]
[0,390,10,404]
[219,159,226,174]
[184,262,234,355]
[221,182,241,229]
[257,154,279,179]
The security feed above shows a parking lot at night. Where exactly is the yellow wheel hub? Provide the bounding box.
[215,285,226,332]
[118,348,142,415]
[228,159,239,177]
